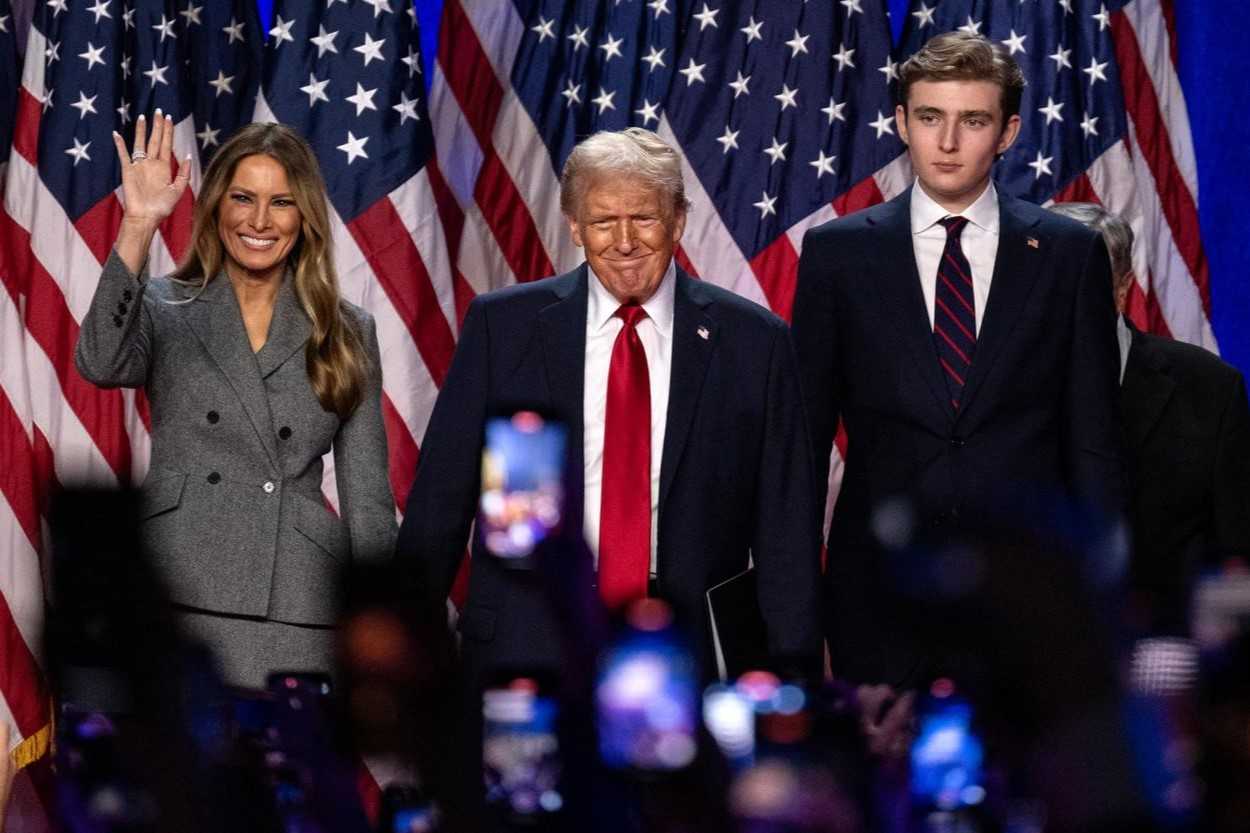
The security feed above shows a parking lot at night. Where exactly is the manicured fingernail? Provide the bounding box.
[155,108,162,116]
[137,114,145,121]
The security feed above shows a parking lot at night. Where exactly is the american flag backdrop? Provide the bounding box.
[0,0,1215,827]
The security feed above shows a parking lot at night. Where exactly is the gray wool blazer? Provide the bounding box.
[75,251,396,628]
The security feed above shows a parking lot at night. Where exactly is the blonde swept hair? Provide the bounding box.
[559,127,691,218]
[171,122,369,419]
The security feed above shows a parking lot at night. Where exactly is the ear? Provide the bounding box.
[895,103,910,145]
[996,113,1022,155]
[565,213,584,248]
[671,207,687,245]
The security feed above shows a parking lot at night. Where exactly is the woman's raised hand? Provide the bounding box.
[111,109,192,227]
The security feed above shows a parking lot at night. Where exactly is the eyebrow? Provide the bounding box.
[912,105,996,120]
[227,186,295,198]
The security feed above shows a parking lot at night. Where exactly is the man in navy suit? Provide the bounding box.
[1049,202,1250,635]
[398,128,822,684]
[793,33,1124,695]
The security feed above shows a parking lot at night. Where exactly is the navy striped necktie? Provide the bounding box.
[934,216,976,410]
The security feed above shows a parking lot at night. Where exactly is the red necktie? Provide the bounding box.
[598,304,651,609]
[934,216,976,409]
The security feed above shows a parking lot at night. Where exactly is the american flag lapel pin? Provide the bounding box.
[1026,237,1039,249]
[697,325,709,340]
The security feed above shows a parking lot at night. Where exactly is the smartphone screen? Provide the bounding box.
[478,411,568,561]
[909,681,985,811]
[596,602,698,772]
[482,676,563,819]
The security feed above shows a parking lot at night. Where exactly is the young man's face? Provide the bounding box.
[897,79,1021,214]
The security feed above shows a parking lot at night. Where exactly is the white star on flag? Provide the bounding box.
[810,150,836,178]
[355,33,386,66]
[209,70,235,98]
[1028,150,1054,178]
[753,191,777,218]
[869,110,895,137]
[337,131,369,164]
[345,83,379,116]
[64,137,91,165]
[310,26,339,57]
[300,73,330,106]
[270,15,296,47]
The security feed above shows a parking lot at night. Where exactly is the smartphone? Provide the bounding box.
[596,600,699,773]
[909,680,985,812]
[482,674,564,821]
[478,411,569,564]
[380,784,439,833]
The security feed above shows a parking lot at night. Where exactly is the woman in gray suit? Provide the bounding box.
[75,113,396,688]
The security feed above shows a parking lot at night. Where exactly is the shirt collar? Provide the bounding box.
[586,257,677,337]
[911,178,1000,236]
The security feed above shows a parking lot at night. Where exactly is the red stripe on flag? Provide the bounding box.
[381,393,419,512]
[160,188,195,263]
[1125,272,1174,339]
[749,234,801,323]
[673,244,700,278]
[1111,10,1210,313]
[346,198,457,388]
[1052,173,1100,205]
[437,0,505,149]
[12,88,41,166]
[423,160,477,327]
[0,591,48,741]
[438,1,555,284]
[832,176,885,217]
[0,389,41,548]
[32,426,59,513]
[73,193,124,266]
[0,210,132,480]
[1158,0,1180,71]
[472,150,555,283]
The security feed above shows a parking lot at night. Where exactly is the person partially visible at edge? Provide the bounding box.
[75,114,396,687]
[1049,201,1250,636]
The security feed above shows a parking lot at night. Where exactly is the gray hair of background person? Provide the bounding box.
[898,31,1026,121]
[1047,202,1135,290]
[559,127,692,217]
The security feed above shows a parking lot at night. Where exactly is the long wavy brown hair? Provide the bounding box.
[172,123,369,418]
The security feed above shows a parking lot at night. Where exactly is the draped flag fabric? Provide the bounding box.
[0,0,1216,827]
[898,0,1214,349]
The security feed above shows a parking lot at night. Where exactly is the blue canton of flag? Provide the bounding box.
[666,0,904,258]
[262,0,434,223]
[897,0,1125,204]
[34,0,262,224]
[510,0,905,262]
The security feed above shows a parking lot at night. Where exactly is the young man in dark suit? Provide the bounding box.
[792,33,1124,700]
[1050,202,1250,635]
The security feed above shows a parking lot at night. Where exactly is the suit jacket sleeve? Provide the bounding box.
[75,249,155,388]
[1064,233,1125,514]
[1212,372,1250,558]
[753,322,824,670]
[334,312,398,563]
[396,297,490,609]
[790,228,841,513]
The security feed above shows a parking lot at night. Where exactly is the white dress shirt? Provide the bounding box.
[910,180,1000,335]
[582,260,676,573]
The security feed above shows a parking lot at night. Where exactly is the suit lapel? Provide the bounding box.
[958,193,1045,417]
[538,267,588,475]
[184,274,280,469]
[1120,324,1175,452]
[866,190,954,423]
[659,271,715,511]
[255,274,311,379]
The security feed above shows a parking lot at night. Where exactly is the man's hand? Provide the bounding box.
[857,684,916,761]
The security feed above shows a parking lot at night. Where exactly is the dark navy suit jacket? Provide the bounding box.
[398,264,823,680]
[792,187,1125,685]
